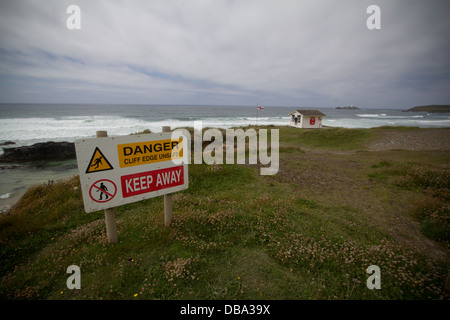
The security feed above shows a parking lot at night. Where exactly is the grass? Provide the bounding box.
[0,126,449,300]
[369,159,449,242]
[278,127,377,150]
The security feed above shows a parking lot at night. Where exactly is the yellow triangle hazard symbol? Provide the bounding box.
[86,147,114,173]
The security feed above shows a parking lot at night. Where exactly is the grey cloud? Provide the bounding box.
[0,0,449,107]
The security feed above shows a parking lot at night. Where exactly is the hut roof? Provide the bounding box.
[289,110,326,116]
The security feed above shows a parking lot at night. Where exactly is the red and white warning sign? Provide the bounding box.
[75,132,189,213]
[89,179,117,203]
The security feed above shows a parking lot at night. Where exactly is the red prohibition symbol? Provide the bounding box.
[89,179,117,203]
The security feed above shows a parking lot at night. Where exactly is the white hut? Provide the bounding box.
[289,110,326,129]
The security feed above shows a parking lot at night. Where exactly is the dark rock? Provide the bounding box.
[0,141,75,162]
[0,141,16,146]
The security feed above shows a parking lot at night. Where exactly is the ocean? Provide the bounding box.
[1,103,449,210]
[1,104,449,149]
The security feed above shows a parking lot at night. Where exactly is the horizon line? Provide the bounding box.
[0,102,421,110]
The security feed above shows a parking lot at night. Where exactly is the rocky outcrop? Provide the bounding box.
[0,141,75,162]
[404,105,450,113]
[336,106,360,110]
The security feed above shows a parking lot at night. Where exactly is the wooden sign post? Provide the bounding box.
[96,131,118,243]
[162,126,173,226]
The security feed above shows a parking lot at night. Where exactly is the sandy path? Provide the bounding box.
[368,128,450,151]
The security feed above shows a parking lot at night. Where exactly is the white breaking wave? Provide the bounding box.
[323,118,450,129]
[0,115,289,149]
[0,109,448,150]
[356,113,387,118]
[245,117,270,121]
[356,113,426,119]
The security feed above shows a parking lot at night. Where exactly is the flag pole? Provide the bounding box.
[256,102,259,127]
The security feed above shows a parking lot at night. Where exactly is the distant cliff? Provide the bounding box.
[336,106,360,110]
[404,105,450,113]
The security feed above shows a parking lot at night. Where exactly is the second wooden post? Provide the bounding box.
[162,126,173,226]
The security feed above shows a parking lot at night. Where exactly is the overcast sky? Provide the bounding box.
[0,0,449,108]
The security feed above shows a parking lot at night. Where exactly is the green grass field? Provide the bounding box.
[0,127,448,300]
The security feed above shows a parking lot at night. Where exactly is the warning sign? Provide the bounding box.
[86,147,114,173]
[89,179,117,203]
[75,131,189,213]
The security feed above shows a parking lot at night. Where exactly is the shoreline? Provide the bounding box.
[0,159,79,214]
[0,191,27,214]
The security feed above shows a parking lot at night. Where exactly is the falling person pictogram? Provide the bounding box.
[91,156,103,170]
